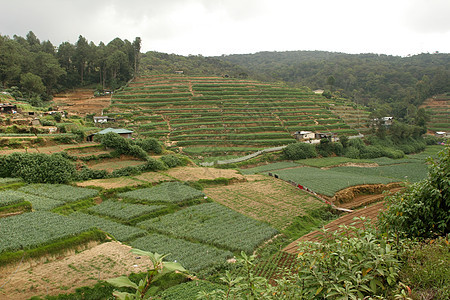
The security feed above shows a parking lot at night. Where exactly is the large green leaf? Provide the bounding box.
[107,276,138,289]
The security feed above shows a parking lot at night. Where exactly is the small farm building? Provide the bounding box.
[86,128,134,141]
[0,103,17,113]
[93,116,115,124]
[294,131,315,140]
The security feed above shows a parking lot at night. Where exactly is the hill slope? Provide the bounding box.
[107,75,365,157]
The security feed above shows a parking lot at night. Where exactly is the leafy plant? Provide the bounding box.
[378,144,449,239]
[107,249,187,300]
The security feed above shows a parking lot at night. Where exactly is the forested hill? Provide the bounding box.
[218,51,450,109]
[139,51,255,79]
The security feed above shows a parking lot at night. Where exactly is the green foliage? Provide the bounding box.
[131,234,233,273]
[88,200,165,222]
[135,137,162,154]
[0,152,76,183]
[282,142,317,160]
[0,211,93,254]
[107,249,187,300]
[69,212,147,242]
[399,237,450,300]
[119,182,204,204]
[18,184,98,202]
[160,154,182,168]
[293,222,400,299]
[378,145,450,239]
[138,202,279,253]
[160,280,225,300]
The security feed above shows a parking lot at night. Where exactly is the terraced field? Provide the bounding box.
[420,94,450,132]
[331,104,371,134]
[108,75,357,156]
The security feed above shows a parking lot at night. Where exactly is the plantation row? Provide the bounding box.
[0,180,280,274]
[107,75,358,155]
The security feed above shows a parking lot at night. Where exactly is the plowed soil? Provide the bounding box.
[0,241,153,300]
[52,89,111,116]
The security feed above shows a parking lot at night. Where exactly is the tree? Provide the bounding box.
[132,37,142,77]
[74,35,90,84]
[20,72,45,97]
[327,75,335,92]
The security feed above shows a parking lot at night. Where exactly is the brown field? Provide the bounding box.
[164,166,246,181]
[52,89,111,116]
[204,176,325,229]
[86,157,146,172]
[0,241,152,300]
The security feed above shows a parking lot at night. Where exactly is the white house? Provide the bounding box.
[294,131,315,140]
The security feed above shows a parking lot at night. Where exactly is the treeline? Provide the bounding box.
[0,31,141,105]
[140,51,253,78]
[219,51,450,118]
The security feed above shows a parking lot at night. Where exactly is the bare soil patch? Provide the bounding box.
[0,241,152,300]
[164,166,246,182]
[0,143,96,156]
[86,156,146,172]
[329,182,403,204]
[53,89,111,116]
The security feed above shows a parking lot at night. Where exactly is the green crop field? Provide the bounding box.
[118,182,205,204]
[138,202,278,253]
[18,184,99,202]
[69,212,147,242]
[0,211,93,253]
[130,234,233,272]
[272,167,397,197]
[88,201,166,222]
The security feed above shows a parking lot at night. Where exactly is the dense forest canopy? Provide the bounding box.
[218,50,450,117]
[0,31,141,104]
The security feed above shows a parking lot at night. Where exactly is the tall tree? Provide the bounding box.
[132,37,141,77]
[74,35,90,84]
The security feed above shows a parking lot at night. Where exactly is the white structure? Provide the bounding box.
[294,131,315,140]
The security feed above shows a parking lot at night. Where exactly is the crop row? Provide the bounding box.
[175,139,295,147]
[69,212,147,242]
[0,211,93,253]
[18,184,98,202]
[0,190,25,207]
[138,202,279,253]
[118,182,205,204]
[88,201,166,222]
[131,233,233,272]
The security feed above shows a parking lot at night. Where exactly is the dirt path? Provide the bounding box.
[0,241,153,300]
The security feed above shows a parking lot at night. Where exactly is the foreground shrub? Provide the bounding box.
[160,154,181,168]
[283,142,317,160]
[378,144,449,239]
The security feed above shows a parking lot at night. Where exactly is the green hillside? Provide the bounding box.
[107,74,360,157]
[420,94,450,132]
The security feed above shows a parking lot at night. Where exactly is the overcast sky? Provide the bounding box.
[1,0,449,56]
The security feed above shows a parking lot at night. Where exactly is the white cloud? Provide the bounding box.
[0,0,449,56]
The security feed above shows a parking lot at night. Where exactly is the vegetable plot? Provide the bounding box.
[138,202,278,253]
[18,184,98,202]
[0,211,93,253]
[88,201,165,222]
[119,182,204,204]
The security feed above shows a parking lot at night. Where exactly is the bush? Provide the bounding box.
[345,146,360,159]
[378,145,450,239]
[0,152,76,184]
[140,157,167,172]
[160,154,181,168]
[135,137,162,154]
[283,142,317,160]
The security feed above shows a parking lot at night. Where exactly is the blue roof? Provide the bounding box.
[96,128,133,135]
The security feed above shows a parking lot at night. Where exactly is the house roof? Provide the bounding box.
[96,128,134,135]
